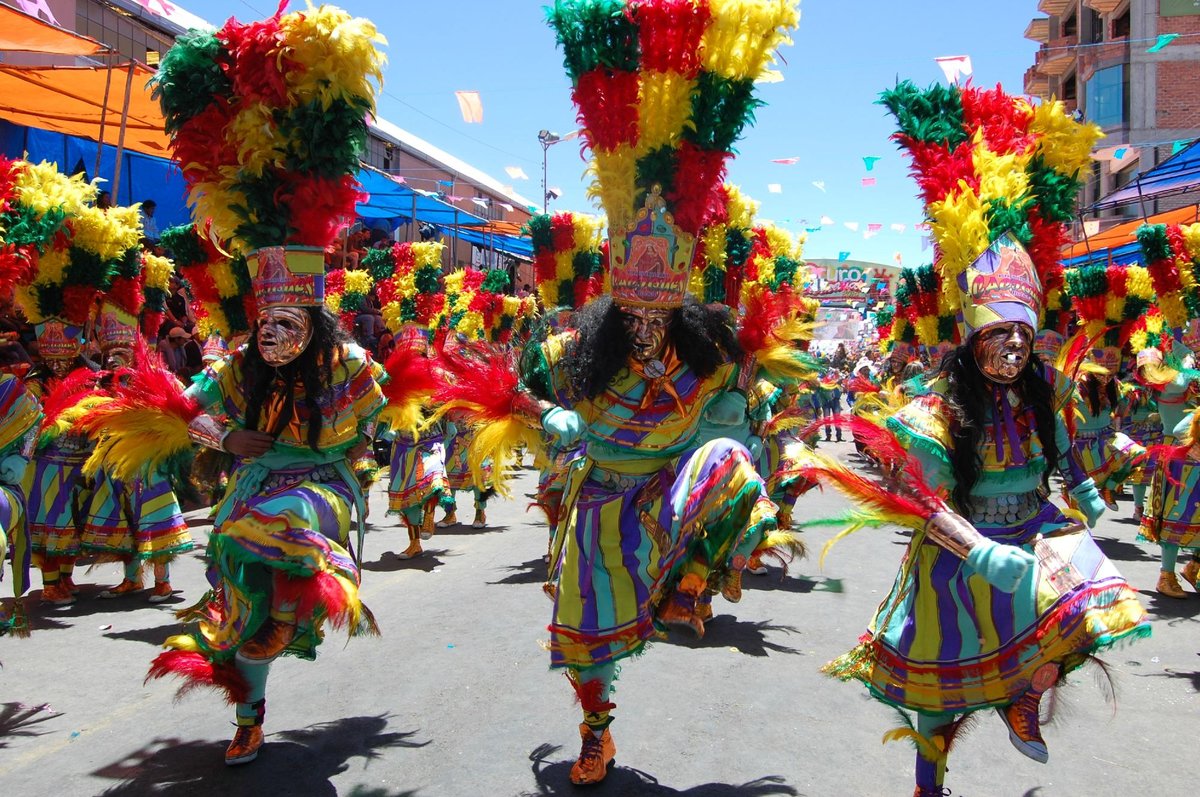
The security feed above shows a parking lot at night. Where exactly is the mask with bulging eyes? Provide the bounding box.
[103,347,133,370]
[971,322,1033,385]
[47,357,74,378]
[619,306,671,365]
[256,306,314,366]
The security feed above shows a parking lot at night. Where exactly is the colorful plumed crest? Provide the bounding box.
[526,211,607,309]
[546,0,800,308]
[365,241,446,334]
[880,81,1101,339]
[323,268,375,334]
[160,223,255,340]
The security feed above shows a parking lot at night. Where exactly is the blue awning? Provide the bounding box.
[0,118,190,229]
[355,168,487,228]
[451,226,533,260]
[1061,241,1143,268]
[1093,139,1200,210]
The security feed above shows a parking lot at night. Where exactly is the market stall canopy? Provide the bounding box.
[355,167,487,228]
[1092,140,1200,210]
[0,5,109,55]
[0,64,169,157]
[1062,204,1200,267]
[453,225,533,261]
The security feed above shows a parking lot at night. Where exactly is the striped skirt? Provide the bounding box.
[1140,453,1200,548]
[80,470,192,562]
[445,429,493,492]
[386,433,451,522]
[1125,420,1163,487]
[824,503,1150,715]
[1073,430,1143,490]
[24,446,89,560]
[0,482,29,597]
[165,463,374,667]
[549,438,777,670]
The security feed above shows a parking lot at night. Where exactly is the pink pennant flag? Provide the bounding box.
[861,177,877,188]
[447,195,464,202]
[867,223,883,233]
[771,157,801,165]
[914,222,931,233]
[935,55,973,84]
[455,91,484,124]
[16,0,59,24]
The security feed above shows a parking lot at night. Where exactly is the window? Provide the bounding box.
[1084,8,1103,43]
[1063,72,1077,101]
[1113,8,1131,38]
[1085,65,1127,128]
[1062,11,1077,38]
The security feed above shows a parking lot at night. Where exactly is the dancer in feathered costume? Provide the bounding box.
[807,82,1150,797]
[81,257,193,602]
[1135,222,1200,594]
[85,5,388,765]
[365,239,452,560]
[1,160,138,604]
[467,1,804,784]
[527,211,607,553]
[1061,262,1153,510]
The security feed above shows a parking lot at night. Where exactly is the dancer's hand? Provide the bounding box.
[223,430,274,458]
[1068,479,1105,526]
[966,538,1035,593]
[0,454,27,485]
[541,407,585,446]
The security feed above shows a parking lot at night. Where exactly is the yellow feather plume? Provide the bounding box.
[85,408,192,484]
[466,418,545,497]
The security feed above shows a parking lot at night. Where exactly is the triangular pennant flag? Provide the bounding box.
[820,215,834,226]
[890,223,906,233]
[863,156,882,171]
[771,157,801,165]
[767,183,783,194]
[454,90,484,124]
[844,222,859,232]
[837,251,851,262]
[504,166,529,180]
[934,55,973,83]
[812,180,826,192]
[861,177,877,187]
[1148,34,1179,53]
[866,223,883,233]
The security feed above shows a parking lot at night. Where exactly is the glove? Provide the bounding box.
[1069,478,1105,527]
[705,391,748,426]
[0,454,28,485]
[745,435,764,461]
[541,407,585,447]
[965,537,1036,594]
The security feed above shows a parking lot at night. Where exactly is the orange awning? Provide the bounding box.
[1064,205,1200,260]
[0,64,169,157]
[0,6,108,56]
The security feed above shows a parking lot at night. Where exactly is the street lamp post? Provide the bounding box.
[538,129,561,213]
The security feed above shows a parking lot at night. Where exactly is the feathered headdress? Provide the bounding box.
[159,223,255,340]
[323,268,374,334]
[1063,262,1154,374]
[364,241,446,334]
[526,211,607,310]
[152,2,386,307]
[880,81,1101,339]
[546,0,800,308]
[1138,222,1200,331]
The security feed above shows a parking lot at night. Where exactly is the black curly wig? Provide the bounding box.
[941,345,1059,514]
[242,305,350,450]
[563,296,742,400]
[1080,372,1119,417]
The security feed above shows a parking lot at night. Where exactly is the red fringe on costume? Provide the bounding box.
[146,650,250,705]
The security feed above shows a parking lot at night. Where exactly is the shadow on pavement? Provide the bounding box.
[489,557,548,586]
[91,714,427,797]
[1136,589,1200,621]
[666,616,802,657]
[743,573,844,595]
[523,744,800,796]
[1140,668,1200,693]
[435,522,510,537]
[0,702,63,749]
[103,621,187,646]
[1093,537,1156,563]
[361,550,452,573]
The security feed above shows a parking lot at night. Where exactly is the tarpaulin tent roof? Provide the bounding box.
[1062,204,1200,267]
[0,118,188,229]
[1092,140,1200,210]
[0,5,109,55]
[355,167,487,227]
[452,226,533,261]
[0,64,169,157]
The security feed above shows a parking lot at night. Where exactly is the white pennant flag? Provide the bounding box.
[935,55,973,84]
[504,166,529,180]
[844,222,860,232]
[820,215,834,226]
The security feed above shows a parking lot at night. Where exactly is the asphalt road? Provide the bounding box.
[0,440,1191,796]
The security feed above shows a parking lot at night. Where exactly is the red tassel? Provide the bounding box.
[275,570,354,629]
[569,672,616,714]
[146,649,250,705]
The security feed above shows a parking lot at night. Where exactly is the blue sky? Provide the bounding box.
[192,0,1041,267]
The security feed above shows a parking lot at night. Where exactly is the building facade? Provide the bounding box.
[2,0,535,279]
[1025,0,1200,227]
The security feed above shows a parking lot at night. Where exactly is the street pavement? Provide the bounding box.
[0,439,1192,796]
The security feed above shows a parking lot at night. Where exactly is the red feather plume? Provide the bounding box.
[146,650,249,705]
